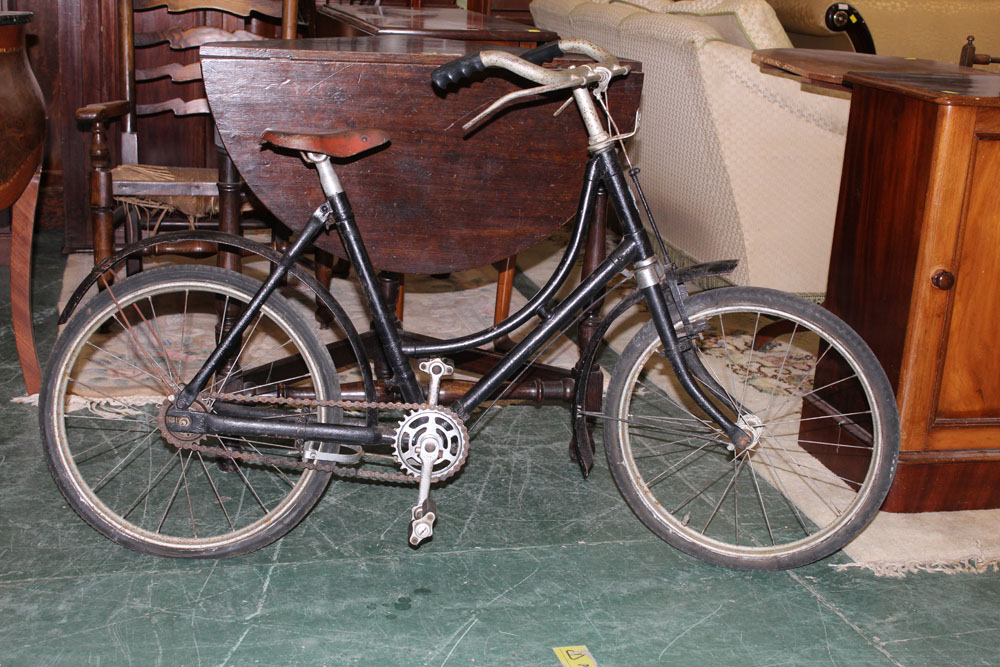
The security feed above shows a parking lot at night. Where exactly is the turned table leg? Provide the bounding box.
[10,165,41,395]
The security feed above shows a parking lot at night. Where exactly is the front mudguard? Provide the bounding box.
[570,259,738,476]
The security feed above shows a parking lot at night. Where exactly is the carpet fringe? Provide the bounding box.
[12,394,159,418]
[832,546,1000,578]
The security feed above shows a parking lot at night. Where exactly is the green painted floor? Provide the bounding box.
[1,231,998,666]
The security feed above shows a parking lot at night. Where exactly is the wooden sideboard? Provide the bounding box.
[824,69,1000,512]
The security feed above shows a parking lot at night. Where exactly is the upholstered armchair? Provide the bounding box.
[530,0,850,296]
[766,0,1000,69]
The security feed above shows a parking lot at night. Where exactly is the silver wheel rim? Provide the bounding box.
[47,273,332,552]
[613,300,886,562]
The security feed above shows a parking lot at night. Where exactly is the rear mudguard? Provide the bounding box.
[59,230,377,417]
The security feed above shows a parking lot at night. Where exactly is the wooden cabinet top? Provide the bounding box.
[844,70,1000,107]
[202,34,529,61]
[753,48,999,102]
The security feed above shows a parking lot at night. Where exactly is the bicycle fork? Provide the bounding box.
[595,150,752,452]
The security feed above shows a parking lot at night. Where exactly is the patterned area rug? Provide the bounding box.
[519,236,1000,577]
[35,232,1000,576]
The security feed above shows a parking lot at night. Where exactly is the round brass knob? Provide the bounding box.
[931,270,955,290]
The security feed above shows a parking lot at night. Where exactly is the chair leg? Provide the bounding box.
[314,247,352,326]
[269,223,291,287]
[493,255,516,352]
[88,121,115,288]
[11,165,41,395]
[124,207,142,276]
[396,273,405,322]
[331,255,351,279]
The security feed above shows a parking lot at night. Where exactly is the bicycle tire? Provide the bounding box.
[39,266,341,558]
[604,286,899,570]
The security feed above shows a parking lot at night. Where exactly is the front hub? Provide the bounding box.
[735,413,765,453]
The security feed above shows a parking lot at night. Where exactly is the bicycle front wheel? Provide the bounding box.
[605,287,899,570]
[40,266,340,558]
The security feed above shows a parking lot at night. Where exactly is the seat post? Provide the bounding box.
[304,152,344,198]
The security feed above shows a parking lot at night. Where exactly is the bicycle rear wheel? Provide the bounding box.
[39,266,340,558]
[604,287,899,570]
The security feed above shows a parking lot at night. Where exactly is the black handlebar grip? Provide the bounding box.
[431,53,486,90]
[520,41,564,65]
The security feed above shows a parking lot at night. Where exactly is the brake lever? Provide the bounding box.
[461,76,586,133]
[552,95,575,118]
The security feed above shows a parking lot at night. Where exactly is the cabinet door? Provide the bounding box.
[933,111,1000,436]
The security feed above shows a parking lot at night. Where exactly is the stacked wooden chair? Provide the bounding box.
[76,0,301,282]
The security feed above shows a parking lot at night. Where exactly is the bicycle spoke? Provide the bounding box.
[641,440,717,488]
[156,450,192,533]
[90,428,159,493]
[702,455,749,535]
[72,423,158,465]
[747,457,777,546]
[121,451,181,520]
[197,451,235,531]
[761,322,800,423]
[84,340,169,391]
[606,290,896,568]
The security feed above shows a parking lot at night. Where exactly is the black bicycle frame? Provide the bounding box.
[167,148,749,450]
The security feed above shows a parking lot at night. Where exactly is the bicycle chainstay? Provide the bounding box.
[164,391,469,484]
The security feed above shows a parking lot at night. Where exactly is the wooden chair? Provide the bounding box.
[75,0,300,283]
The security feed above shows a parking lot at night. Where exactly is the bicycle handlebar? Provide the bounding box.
[430,39,627,91]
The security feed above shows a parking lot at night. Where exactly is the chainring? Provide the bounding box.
[157,391,469,484]
[393,406,470,482]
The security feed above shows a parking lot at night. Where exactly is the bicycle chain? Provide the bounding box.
[160,391,469,484]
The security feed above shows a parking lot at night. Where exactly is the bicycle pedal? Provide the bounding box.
[409,498,437,547]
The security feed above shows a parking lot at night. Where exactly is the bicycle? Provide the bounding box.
[39,39,899,571]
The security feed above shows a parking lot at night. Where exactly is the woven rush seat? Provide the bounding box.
[111,164,222,220]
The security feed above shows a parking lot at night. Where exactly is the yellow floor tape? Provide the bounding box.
[553,645,597,667]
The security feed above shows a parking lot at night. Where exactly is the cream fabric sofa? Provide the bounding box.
[530,0,850,295]
[767,0,1000,70]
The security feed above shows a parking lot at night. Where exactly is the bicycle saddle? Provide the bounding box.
[260,128,390,158]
